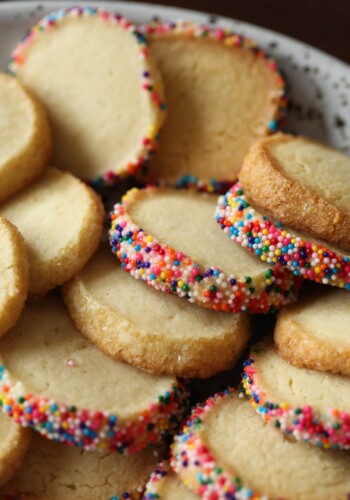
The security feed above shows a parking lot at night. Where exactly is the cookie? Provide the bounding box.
[172,389,350,499]
[109,187,299,313]
[0,167,104,296]
[216,182,350,289]
[10,6,166,186]
[0,217,28,338]
[144,461,197,499]
[0,412,31,487]
[142,20,286,187]
[63,246,250,378]
[0,296,188,454]
[242,339,350,449]
[0,72,51,203]
[2,432,164,499]
[239,133,350,252]
[275,287,350,376]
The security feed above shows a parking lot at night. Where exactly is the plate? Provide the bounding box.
[0,0,350,155]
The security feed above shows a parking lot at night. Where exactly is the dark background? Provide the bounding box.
[128,0,350,64]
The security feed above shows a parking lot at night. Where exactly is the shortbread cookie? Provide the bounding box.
[0,412,31,487]
[0,167,104,296]
[239,133,350,251]
[144,461,197,499]
[275,287,350,375]
[142,20,286,186]
[172,389,350,499]
[216,182,350,289]
[2,432,163,499]
[0,218,28,338]
[63,246,250,378]
[243,339,350,449]
[109,187,299,313]
[0,296,187,453]
[11,6,166,186]
[0,73,51,203]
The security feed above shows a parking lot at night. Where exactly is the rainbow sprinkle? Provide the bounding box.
[0,364,188,454]
[171,389,264,499]
[143,461,173,499]
[216,182,350,289]
[9,5,166,187]
[109,187,300,314]
[242,349,350,450]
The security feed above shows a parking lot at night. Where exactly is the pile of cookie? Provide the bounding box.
[0,5,350,499]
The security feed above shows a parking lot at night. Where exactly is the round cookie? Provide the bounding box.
[172,389,350,499]
[0,296,188,454]
[0,72,51,203]
[0,412,31,487]
[10,6,166,186]
[63,246,250,379]
[0,167,104,297]
[2,432,163,499]
[275,287,350,376]
[216,182,350,289]
[243,339,350,449]
[109,187,299,314]
[239,133,350,252]
[142,20,286,187]
[144,461,198,499]
[0,217,28,338]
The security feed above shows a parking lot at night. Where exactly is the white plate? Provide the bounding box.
[0,0,349,154]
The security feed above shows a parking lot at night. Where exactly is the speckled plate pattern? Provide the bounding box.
[0,0,349,154]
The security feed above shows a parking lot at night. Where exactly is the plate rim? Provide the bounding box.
[0,0,349,72]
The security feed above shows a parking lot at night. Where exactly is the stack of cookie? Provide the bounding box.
[0,4,349,499]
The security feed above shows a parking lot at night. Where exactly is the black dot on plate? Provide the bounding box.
[208,14,218,24]
[269,41,278,49]
[335,115,346,128]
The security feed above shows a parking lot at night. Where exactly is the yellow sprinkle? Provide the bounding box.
[160,272,166,279]
[178,281,184,287]
[262,229,268,235]
[315,267,321,274]
[261,255,267,261]
[146,235,153,242]
[266,279,272,285]
[281,231,287,237]
[275,249,282,256]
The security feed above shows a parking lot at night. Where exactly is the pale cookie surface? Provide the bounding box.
[275,287,350,375]
[0,296,187,453]
[239,133,350,251]
[0,72,51,203]
[0,217,28,338]
[63,246,250,378]
[0,411,31,487]
[172,390,350,499]
[0,167,104,296]
[143,21,285,185]
[243,339,350,449]
[11,6,166,185]
[2,432,163,499]
[144,461,198,499]
[110,187,299,313]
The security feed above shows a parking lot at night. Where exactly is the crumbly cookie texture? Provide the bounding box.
[144,461,198,499]
[109,187,300,313]
[10,6,166,186]
[172,389,350,499]
[142,20,286,186]
[63,246,250,378]
[0,412,31,487]
[0,296,188,454]
[275,287,350,375]
[243,338,350,449]
[0,167,105,297]
[239,133,350,252]
[0,72,51,203]
[216,182,350,289]
[0,217,28,338]
[2,432,164,499]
